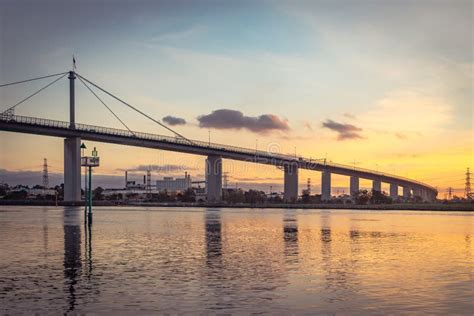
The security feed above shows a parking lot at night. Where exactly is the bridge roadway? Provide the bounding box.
[0,114,438,202]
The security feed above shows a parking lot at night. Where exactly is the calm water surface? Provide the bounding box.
[0,206,472,314]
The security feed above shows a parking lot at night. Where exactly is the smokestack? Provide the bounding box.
[125,171,128,187]
[143,175,146,184]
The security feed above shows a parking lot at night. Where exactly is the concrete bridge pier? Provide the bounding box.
[428,191,437,202]
[64,137,81,203]
[321,170,331,201]
[283,163,298,202]
[413,187,422,200]
[206,155,222,202]
[421,190,430,202]
[372,179,382,192]
[389,184,398,201]
[350,176,359,197]
[403,186,411,200]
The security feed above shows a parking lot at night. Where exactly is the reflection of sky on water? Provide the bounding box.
[0,207,472,314]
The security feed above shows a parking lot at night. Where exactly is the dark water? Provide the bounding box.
[0,206,472,314]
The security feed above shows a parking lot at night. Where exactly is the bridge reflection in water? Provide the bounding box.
[63,207,93,313]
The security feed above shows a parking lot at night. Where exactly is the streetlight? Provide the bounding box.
[208,130,211,146]
[81,146,100,224]
[81,142,87,218]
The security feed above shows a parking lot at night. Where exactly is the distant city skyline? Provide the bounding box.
[1,0,472,195]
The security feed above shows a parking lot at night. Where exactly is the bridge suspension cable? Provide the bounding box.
[0,72,68,88]
[75,73,193,144]
[77,76,136,136]
[1,73,68,114]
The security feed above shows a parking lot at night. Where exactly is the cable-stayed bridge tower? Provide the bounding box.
[63,71,81,203]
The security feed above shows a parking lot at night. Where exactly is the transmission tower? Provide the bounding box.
[146,167,152,192]
[42,158,49,188]
[307,178,311,195]
[447,187,453,200]
[465,168,472,199]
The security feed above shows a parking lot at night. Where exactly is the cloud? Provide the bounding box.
[0,169,124,188]
[395,132,407,140]
[322,119,363,140]
[197,109,289,134]
[343,112,356,119]
[118,164,197,173]
[303,121,313,131]
[162,115,186,126]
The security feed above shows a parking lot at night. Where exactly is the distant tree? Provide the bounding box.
[244,190,266,204]
[150,191,175,202]
[369,190,392,204]
[107,193,123,201]
[179,188,196,202]
[93,187,104,200]
[4,190,28,200]
[272,195,283,203]
[354,190,370,205]
[224,189,245,204]
[301,192,311,203]
[54,184,64,200]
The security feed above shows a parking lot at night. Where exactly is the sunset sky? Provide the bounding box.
[0,0,472,196]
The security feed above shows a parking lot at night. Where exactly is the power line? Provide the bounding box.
[1,73,68,114]
[0,72,67,88]
[77,76,136,136]
[76,73,193,145]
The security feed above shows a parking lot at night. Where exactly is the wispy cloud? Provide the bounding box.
[117,164,198,173]
[361,91,452,135]
[322,119,363,140]
[395,132,407,140]
[197,109,290,134]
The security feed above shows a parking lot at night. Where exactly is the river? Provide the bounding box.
[0,206,472,314]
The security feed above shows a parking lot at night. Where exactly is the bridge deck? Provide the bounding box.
[0,114,437,194]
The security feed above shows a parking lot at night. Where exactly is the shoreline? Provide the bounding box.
[0,200,473,211]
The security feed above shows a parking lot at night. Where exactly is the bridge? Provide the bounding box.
[0,70,438,203]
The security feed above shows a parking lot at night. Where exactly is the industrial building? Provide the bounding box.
[156,172,192,192]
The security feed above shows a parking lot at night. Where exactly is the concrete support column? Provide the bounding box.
[403,186,411,200]
[206,155,222,202]
[64,137,81,203]
[413,187,422,199]
[283,163,298,202]
[389,184,398,201]
[372,179,382,192]
[421,190,428,202]
[321,170,331,201]
[350,176,359,196]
